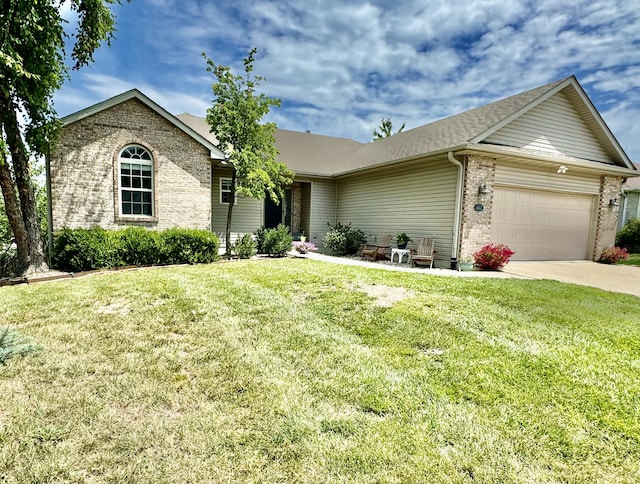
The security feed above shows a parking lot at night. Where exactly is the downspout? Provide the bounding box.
[45,144,54,266]
[447,151,464,269]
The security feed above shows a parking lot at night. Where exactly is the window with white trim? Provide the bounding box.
[220,177,236,204]
[119,145,153,216]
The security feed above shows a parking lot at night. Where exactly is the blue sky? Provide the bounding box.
[56,0,640,161]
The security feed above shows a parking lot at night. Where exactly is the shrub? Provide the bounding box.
[232,234,257,259]
[0,245,17,277]
[262,224,292,257]
[254,226,267,254]
[597,246,629,264]
[616,218,640,253]
[292,241,318,254]
[322,222,367,256]
[52,227,123,272]
[473,243,515,270]
[160,228,220,264]
[0,327,39,365]
[119,227,163,266]
[52,227,219,271]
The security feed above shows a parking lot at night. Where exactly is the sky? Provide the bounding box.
[55,0,640,161]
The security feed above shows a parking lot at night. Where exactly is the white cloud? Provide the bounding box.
[53,0,640,159]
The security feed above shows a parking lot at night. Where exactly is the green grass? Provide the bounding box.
[620,253,640,266]
[1,259,639,483]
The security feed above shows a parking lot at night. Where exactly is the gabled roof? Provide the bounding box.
[61,89,226,160]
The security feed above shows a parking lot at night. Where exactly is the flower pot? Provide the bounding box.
[300,236,307,242]
[459,262,474,271]
[397,243,407,249]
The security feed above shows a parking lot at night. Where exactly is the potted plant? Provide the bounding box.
[396,232,412,249]
[459,258,474,271]
[299,231,307,242]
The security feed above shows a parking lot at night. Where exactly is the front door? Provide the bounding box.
[264,189,292,229]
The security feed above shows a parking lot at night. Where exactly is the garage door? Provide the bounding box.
[491,187,596,260]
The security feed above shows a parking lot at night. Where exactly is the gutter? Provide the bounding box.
[447,151,465,269]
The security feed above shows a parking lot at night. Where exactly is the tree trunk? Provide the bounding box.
[0,150,28,270]
[0,95,48,275]
[225,168,237,256]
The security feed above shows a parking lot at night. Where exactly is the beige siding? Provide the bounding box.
[495,163,601,194]
[211,168,263,244]
[301,183,311,237]
[309,179,337,250]
[336,157,457,267]
[485,92,614,164]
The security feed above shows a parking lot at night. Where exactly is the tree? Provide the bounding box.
[0,0,126,275]
[372,117,406,140]
[203,48,294,255]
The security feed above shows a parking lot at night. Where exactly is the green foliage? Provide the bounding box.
[372,117,406,140]
[254,226,267,253]
[157,228,219,265]
[0,197,11,246]
[0,326,39,365]
[232,234,257,259]
[616,218,640,253]
[322,222,367,256]
[52,227,219,272]
[119,227,163,266]
[396,232,411,245]
[262,224,292,257]
[52,227,122,272]
[202,48,294,253]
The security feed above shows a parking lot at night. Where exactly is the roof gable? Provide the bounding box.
[61,90,226,160]
[472,76,633,169]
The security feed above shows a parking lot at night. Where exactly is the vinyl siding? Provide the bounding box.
[495,163,601,194]
[211,168,263,244]
[336,157,457,266]
[485,92,614,164]
[309,179,337,250]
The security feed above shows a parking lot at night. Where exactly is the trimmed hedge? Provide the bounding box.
[616,218,640,253]
[52,227,219,272]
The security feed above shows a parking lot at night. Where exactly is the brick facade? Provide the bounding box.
[594,175,624,259]
[459,155,496,261]
[51,99,212,231]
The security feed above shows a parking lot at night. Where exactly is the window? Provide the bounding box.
[220,177,236,204]
[119,145,153,216]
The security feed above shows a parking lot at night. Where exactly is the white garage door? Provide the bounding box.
[491,187,596,260]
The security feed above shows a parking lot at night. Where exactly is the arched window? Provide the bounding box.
[119,145,153,216]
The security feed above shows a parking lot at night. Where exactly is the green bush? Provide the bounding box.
[262,224,292,257]
[52,227,123,272]
[322,222,367,256]
[0,246,17,277]
[120,227,163,266]
[232,234,257,259]
[52,227,219,272]
[254,226,267,254]
[160,228,220,265]
[616,218,640,253]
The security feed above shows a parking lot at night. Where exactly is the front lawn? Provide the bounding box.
[1,259,639,482]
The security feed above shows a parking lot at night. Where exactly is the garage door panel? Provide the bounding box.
[491,187,595,260]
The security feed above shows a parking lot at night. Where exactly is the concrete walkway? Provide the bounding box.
[304,252,640,297]
[503,261,640,297]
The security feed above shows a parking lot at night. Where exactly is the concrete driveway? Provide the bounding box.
[503,261,640,297]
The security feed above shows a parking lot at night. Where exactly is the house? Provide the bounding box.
[619,163,640,229]
[51,75,638,268]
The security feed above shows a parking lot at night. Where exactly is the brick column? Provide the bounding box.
[459,155,496,261]
[292,183,302,236]
[593,175,623,260]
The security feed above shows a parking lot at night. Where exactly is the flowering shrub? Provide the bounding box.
[473,243,515,270]
[292,241,318,254]
[597,246,629,264]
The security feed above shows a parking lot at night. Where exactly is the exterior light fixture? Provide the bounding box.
[478,184,490,197]
[609,198,620,209]
[557,165,568,174]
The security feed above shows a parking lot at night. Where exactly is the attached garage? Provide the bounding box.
[491,187,597,260]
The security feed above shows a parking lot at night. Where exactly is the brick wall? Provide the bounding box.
[459,155,496,261]
[594,175,624,259]
[51,99,212,231]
